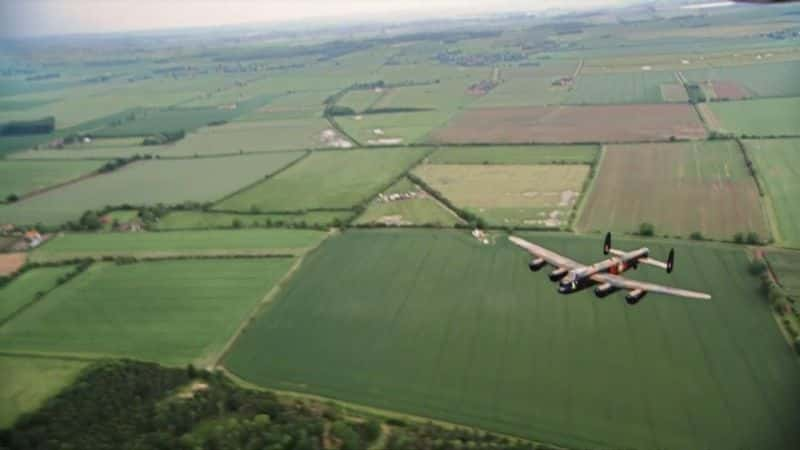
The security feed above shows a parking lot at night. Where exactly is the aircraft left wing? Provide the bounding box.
[509,236,582,270]
[590,273,711,300]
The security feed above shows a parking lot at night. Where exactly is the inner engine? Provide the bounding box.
[549,267,568,282]
[528,258,546,272]
[594,283,618,298]
[625,289,647,305]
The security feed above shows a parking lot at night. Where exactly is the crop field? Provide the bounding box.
[91,107,244,137]
[660,83,690,102]
[431,104,707,144]
[224,229,800,450]
[706,97,800,136]
[0,258,295,365]
[765,250,800,301]
[0,152,303,225]
[30,228,326,262]
[565,70,678,104]
[216,148,428,212]
[337,89,384,113]
[0,356,88,428]
[337,110,455,145]
[8,145,171,161]
[0,253,26,276]
[236,91,330,122]
[576,141,768,240]
[414,164,589,227]
[745,138,800,248]
[0,265,76,323]
[467,64,580,108]
[161,118,346,157]
[368,80,477,111]
[156,210,353,230]
[0,78,212,130]
[0,160,103,199]
[470,76,568,108]
[684,60,800,99]
[354,178,460,226]
[427,145,598,165]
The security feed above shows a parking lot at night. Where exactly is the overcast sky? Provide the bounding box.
[0,0,630,38]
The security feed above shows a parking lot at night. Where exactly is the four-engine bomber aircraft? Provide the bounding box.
[510,233,711,304]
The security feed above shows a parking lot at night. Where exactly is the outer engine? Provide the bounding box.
[529,258,546,272]
[625,289,647,305]
[594,283,618,298]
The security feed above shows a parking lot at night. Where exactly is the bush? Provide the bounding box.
[689,231,704,241]
[795,338,800,356]
[638,222,655,236]
[733,232,744,244]
[5,193,19,203]
[746,232,761,245]
[748,260,767,276]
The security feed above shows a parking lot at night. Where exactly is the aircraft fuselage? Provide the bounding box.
[556,248,649,294]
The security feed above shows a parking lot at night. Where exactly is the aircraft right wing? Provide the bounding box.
[509,236,582,270]
[590,272,711,300]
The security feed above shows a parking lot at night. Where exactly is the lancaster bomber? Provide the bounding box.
[510,233,712,304]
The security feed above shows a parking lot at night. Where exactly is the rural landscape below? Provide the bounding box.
[1,0,800,449]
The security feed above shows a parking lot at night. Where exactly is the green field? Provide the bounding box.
[0,258,295,365]
[765,250,800,302]
[427,145,598,165]
[0,160,102,199]
[746,138,800,247]
[0,152,302,225]
[30,228,326,262]
[91,103,263,138]
[468,64,577,108]
[354,178,460,226]
[707,97,800,136]
[156,210,353,230]
[337,89,384,112]
[0,266,76,323]
[0,356,88,428]
[685,60,800,98]
[566,70,678,104]
[577,141,769,240]
[8,145,169,161]
[161,118,346,156]
[216,148,428,212]
[337,110,456,145]
[224,229,800,450]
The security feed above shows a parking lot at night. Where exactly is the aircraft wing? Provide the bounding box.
[509,236,582,270]
[590,273,711,300]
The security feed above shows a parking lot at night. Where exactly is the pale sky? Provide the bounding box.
[0,0,629,39]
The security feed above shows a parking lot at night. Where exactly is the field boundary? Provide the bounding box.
[570,144,605,233]
[736,138,779,244]
[212,230,335,368]
[30,251,300,264]
[0,261,90,329]
[11,162,140,204]
[217,366,564,449]
[211,150,311,206]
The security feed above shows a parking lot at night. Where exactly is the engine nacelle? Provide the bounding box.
[625,289,647,305]
[549,267,568,282]
[529,258,546,272]
[594,283,618,298]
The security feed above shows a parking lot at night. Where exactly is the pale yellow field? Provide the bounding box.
[413,164,588,208]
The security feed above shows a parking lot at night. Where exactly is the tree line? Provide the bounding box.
[0,360,565,450]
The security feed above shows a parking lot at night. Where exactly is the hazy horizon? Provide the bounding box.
[0,0,635,39]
